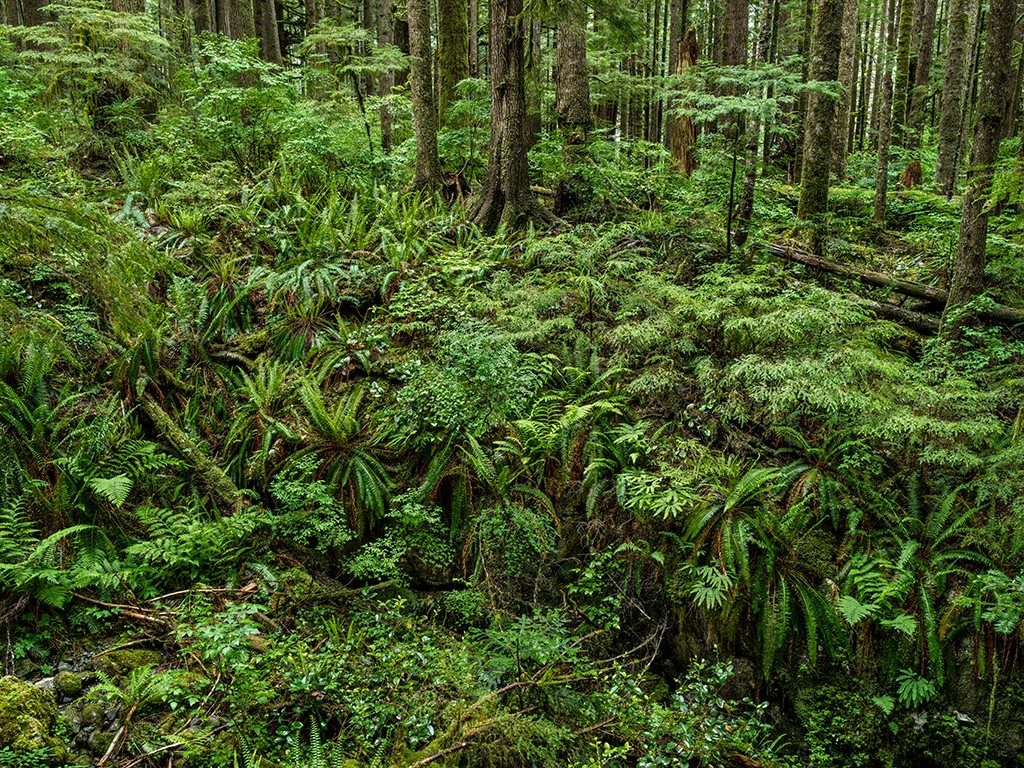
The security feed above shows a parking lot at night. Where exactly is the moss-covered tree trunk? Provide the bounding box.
[891,0,914,145]
[378,0,395,153]
[831,0,858,177]
[468,0,478,75]
[555,0,591,145]
[111,0,144,13]
[934,0,969,195]
[793,0,815,182]
[407,0,444,189]
[469,0,556,231]
[525,19,542,146]
[188,0,212,34]
[943,0,1018,328]
[908,0,937,138]
[796,0,844,223]
[874,73,892,221]
[437,0,469,123]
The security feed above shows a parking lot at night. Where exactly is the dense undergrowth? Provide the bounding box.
[3,6,1024,767]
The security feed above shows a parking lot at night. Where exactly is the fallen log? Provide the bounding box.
[138,394,248,513]
[769,243,946,304]
[848,296,940,334]
[769,242,1024,325]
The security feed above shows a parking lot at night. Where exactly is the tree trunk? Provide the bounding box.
[229,0,255,38]
[378,0,395,153]
[734,0,775,248]
[525,19,543,146]
[256,0,282,62]
[188,0,212,34]
[666,27,698,175]
[934,0,968,195]
[875,73,893,221]
[797,0,844,223]
[722,0,748,65]
[437,0,469,123]
[793,0,814,182]
[111,0,144,12]
[943,0,1018,328]
[407,0,444,189]
[908,0,938,140]
[555,0,591,144]
[468,0,479,76]
[469,0,556,231]
[831,0,858,177]
[891,0,914,146]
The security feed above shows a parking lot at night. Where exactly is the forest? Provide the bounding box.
[2,0,1024,762]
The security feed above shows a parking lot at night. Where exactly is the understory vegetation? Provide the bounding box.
[2,0,1024,766]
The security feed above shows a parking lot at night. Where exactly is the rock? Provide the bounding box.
[33,677,56,692]
[91,649,162,678]
[86,730,114,756]
[79,701,105,727]
[54,671,84,700]
[0,675,64,753]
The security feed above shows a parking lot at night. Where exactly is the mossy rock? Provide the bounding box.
[53,672,83,699]
[91,649,162,678]
[0,676,64,755]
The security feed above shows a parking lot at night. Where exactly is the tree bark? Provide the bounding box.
[722,0,748,65]
[407,0,444,189]
[831,0,858,177]
[934,0,969,195]
[468,0,479,76]
[891,0,914,146]
[555,0,591,144]
[907,0,937,139]
[378,0,395,153]
[111,0,144,12]
[666,27,698,175]
[469,0,556,231]
[256,0,282,62]
[943,0,1018,328]
[229,0,255,38]
[437,0,469,123]
[874,73,892,221]
[797,0,844,223]
[188,0,212,34]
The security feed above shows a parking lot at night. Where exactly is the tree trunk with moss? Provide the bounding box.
[891,0,914,145]
[111,0,144,12]
[378,0,395,153]
[188,0,212,34]
[874,73,892,221]
[908,0,937,139]
[469,0,556,231]
[437,0,469,124]
[943,0,1018,329]
[934,0,969,195]
[407,0,444,189]
[831,0,858,177]
[797,0,844,223]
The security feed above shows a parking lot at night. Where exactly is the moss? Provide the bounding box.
[92,649,162,677]
[0,676,59,753]
[53,672,83,699]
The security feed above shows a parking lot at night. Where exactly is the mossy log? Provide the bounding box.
[138,395,247,513]
[769,243,1024,325]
